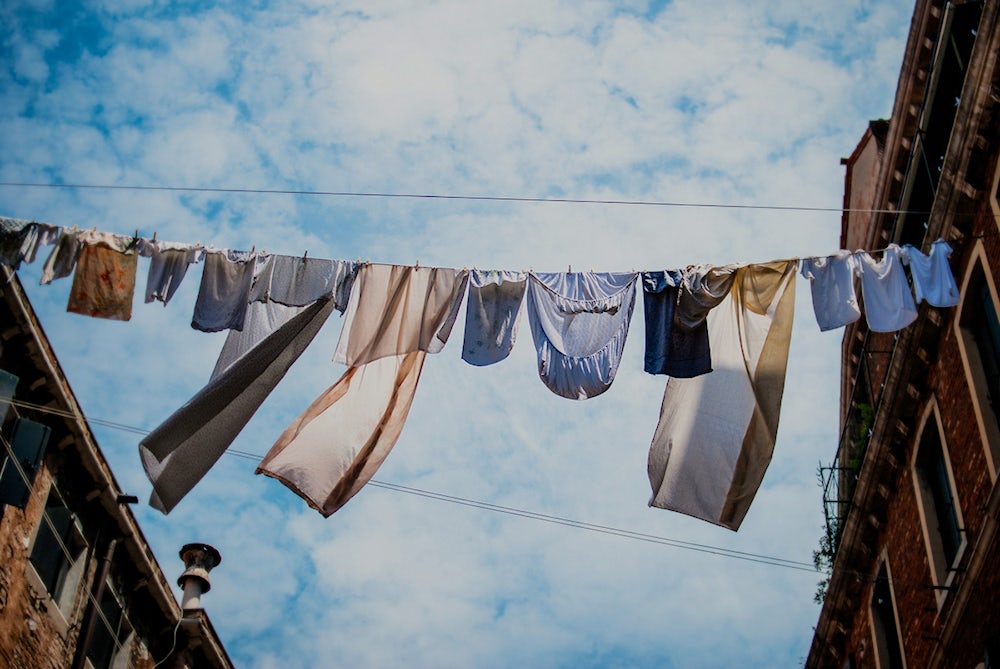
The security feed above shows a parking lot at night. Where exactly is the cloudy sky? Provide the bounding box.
[2,0,915,666]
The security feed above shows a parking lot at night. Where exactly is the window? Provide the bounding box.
[28,490,87,617]
[911,402,965,601]
[957,250,1000,479]
[87,578,134,669]
[0,417,52,509]
[870,561,905,669]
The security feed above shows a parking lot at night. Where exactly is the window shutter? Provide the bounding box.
[0,418,51,509]
[0,369,17,425]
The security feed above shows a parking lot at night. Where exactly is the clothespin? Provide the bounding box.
[415,260,420,270]
[303,250,308,261]
[568,264,572,274]
[134,228,139,239]
[152,231,158,242]
[251,245,256,255]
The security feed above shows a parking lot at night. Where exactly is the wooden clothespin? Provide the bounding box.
[303,250,308,261]
[568,264,572,274]
[152,231,158,242]
[251,245,256,255]
[415,260,420,270]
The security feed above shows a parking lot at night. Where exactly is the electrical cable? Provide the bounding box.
[0,179,961,217]
[8,397,818,573]
[151,619,182,668]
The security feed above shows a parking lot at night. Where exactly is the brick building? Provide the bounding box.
[809,0,1000,667]
[0,266,233,669]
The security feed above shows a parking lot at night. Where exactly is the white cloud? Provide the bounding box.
[0,0,918,666]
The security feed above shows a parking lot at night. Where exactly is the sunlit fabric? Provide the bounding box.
[262,263,468,516]
[648,260,797,531]
[141,297,339,513]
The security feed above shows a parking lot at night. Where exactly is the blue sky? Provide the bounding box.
[2,1,914,666]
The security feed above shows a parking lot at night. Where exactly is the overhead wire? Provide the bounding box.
[9,397,817,573]
[0,179,953,217]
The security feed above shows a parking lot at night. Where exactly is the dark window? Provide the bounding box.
[894,1,983,246]
[0,369,17,425]
[0,418,51,509]
[88,579,132,669]
[28,492,86,608]
[871,563,904,669]
[968,277,1000,420]
[915,416,963,572]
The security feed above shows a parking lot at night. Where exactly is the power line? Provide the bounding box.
[0,180,917,215]
[9,398,818,573]
[226,448,816,572]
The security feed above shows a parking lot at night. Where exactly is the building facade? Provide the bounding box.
[810,0,1000,667]
[0,267,233,669]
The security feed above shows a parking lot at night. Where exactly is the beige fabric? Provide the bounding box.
[141,297,339,513]
[647,260,796,530]
[334,264,469,366]
[67,234,138,321]
[261,263,468,517]
[257,351,425,516]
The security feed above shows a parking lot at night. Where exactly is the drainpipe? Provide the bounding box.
[70,536,119,669]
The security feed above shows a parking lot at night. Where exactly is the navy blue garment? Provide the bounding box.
[641,270,713,378]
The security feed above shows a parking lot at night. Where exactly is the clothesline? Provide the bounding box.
[0,215,963,532]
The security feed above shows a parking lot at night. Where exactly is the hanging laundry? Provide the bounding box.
[260,263,468,515]
[462,269,527,366]
[333,264,469,366]
[0,218,60,269]
[902,239,960,308]
[25,223,60,265]
[191,248,261,332]
[248,254,356,310]
[257,351,425,516]
[139,239,204,306]
[214,256,357,375]
[647,260,797,531]
[140,299,341,513]
[641,266,734,377]
[855,245,918,332]
[140,257,355,513]
[800,251,862,331]
[40,227,82,285]
[642,270,682,374]
[0,218,38,269]
[525,271,637,400]
[67,231,139,321]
